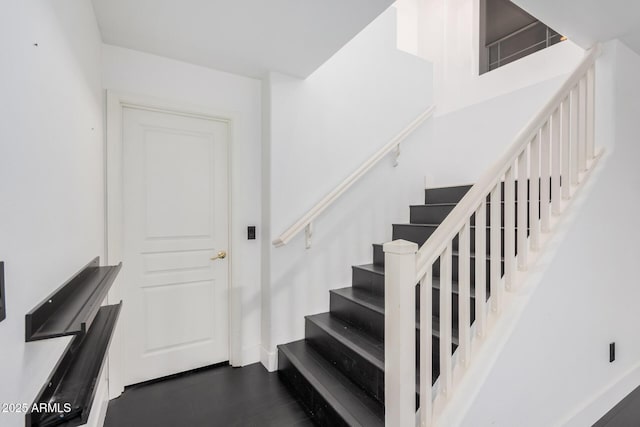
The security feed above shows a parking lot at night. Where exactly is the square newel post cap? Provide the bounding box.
[383,239,419,255]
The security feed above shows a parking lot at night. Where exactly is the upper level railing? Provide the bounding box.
[272,105,436,249]
[384,45,601,427]
[485,20,565,73]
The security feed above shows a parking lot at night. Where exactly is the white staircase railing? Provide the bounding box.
[384,46,601,427]
[272,105,436,249]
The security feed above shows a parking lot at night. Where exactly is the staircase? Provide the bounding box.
[276,47,600,427]
[278,185,478,426]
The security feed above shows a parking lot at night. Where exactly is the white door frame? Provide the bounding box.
[105,90,240,399]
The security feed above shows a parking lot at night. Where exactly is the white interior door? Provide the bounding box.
[121,107,229,386]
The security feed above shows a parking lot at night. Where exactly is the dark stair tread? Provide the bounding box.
[372,245,503,263]
[278,341,384,427]
[331,287,384,316]
[353,258,493,297]
[410,199,540,208]
[353,263,384,276]
[410,202,458,208]
[395,223,528,229]
[330,287,460,345]
[306,313,384,371]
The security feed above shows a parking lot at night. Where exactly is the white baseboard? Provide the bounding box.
[240,344,261,366]
[261,346,278,372]
[559,361,640,427]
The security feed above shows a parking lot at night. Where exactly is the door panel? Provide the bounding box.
[121,107,229,386]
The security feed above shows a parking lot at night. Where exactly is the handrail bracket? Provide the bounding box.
[305,223,313,249]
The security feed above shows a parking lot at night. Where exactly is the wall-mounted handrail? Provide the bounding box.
[385,45,601,427]
[272,105,436,248]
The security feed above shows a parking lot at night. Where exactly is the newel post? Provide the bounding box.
[384,239,418,427]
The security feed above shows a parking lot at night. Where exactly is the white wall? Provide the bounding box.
[425,74,567,187]
[453,40,640,427]
[0,1,104,426]
[394,0,419,55]
[101,45,263,366]
[261,8,434,368]
[416,0,585,115]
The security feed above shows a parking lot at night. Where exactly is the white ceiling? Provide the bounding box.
[512,0,640,54]
[91,0,394,79]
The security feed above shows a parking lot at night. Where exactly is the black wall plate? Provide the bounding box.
[610,342,616,363]
[0,262,6,322]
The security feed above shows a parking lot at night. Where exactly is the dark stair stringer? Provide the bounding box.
[277,183,541,426]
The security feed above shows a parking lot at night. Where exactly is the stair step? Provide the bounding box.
[424,180,554,205]
[410,203,457,224]
[372,245,503,287]
[330,287,460,346]
[424,185,472,204]
[278,340,384,427]
[392,223,523,256]
[352,264,385,296]
[372,243,384,267]
[410,201,537,227]
[305,313,384,403]
[331,287,384,340]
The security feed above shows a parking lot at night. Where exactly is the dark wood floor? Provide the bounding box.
[104,363,314,427]
[594,385,640,426]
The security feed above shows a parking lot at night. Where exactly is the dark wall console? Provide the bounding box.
[25,257,122,427]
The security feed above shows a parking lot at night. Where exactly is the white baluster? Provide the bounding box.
[420,268,433,427]
[518,148,529,268]
[528,134,540,252]
[458,221,471,366]
[474,201,487,337]
[579,77,588,172]
[383,240,418,427]
[504,166,516,290]
[561,97,571,200]
[551,108,561,215]
[587,65,596,162]
[570,86,579,186]
[540,120,551,233]
[490,186,502,313]
[439,243,453,395]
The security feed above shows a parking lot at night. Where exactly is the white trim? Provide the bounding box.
[272,105,436,248]
[104,91,241,398]
[242,344,262,366]
[83,369,109,427]
[261,346,278,372]
[559,360,640,427]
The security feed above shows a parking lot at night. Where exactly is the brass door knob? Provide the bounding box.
[211,251,227,261]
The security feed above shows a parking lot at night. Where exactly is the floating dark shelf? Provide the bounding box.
[26,303,122,427]
[25,257,122,342]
